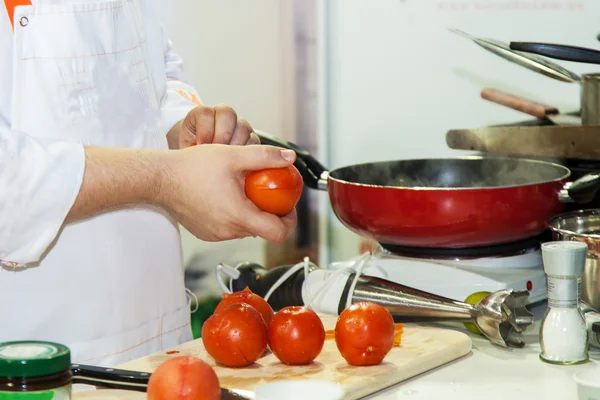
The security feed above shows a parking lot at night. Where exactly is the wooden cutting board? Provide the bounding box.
[74,390,144,399]
[103,314,471,400]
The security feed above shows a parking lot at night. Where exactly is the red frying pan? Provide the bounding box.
[256,132,600,249]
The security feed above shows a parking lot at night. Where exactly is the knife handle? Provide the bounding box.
[481,88,558,119]
[71,363,149,392]
[230,262,309,311]
[71,364,250,399]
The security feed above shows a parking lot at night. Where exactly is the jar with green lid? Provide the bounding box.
[0,341,72,400]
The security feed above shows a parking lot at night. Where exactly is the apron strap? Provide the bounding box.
[4,0,31,30]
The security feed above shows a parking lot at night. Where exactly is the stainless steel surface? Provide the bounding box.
[547,114,582,126]
[446,125,600,161]
[581,303,600,349]
[559,182,574,203]
[318,171,329,191]
[582,73,600,126]
[548,209,600,311]
[449,29,581,83]
[350,275,534,348]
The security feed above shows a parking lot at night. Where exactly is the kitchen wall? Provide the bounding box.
[318,0,600,262]
[157,0,299,295]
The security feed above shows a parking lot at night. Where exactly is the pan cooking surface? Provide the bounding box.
[329,157,570,189]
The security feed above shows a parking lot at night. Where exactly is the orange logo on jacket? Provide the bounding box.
[176,89,201,106]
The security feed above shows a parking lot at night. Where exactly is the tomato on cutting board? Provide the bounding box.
[335,302,395,366]
[147,355,220,400]
[201,303,268,368]
[268,306,325,365]
[245,165,304,217]
[213,287,274,327]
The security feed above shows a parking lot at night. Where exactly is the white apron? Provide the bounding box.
[1,0,192,366]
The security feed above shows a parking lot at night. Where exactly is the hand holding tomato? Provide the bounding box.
[202,303,268,368]
[268,306,325,365]
[160,144,297,243]
[245,165,304,217]
[334,302,395,366]
[147,356,220,400]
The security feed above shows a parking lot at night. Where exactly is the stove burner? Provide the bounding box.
[379,231,552,259]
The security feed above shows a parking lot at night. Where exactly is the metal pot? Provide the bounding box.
[582,73,600,125]
[548,209,600,310]
[509,42,600,125]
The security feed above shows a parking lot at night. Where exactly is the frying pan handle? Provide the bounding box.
[510,42,600,65]
[563,173,600,204]
[71,363,149,392]
[255,130,328,190]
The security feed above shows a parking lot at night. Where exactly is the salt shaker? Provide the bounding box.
[539,241,589,365]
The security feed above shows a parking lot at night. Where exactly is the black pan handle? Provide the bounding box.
[71,363,149,392]
[565,173,600,204]
[230,262,309,311]
[510,42,600,65]
[255,130,328,190]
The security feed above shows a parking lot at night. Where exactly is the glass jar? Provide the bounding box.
[539,241,589,365]
[0,341,72,399]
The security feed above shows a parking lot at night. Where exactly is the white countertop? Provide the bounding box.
[366,303,599,400]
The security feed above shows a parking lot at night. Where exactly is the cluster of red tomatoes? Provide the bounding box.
[201,287,398,367]
[147,288,402,400]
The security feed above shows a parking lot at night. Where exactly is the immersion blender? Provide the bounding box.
[226,260,534,348]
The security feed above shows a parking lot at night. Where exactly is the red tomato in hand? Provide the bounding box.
[245,165,303,217]
[335,302,395,366]
[213,287,274,327]
[147,355,220,400]
[202,303,268,367]
[268,306,325,365]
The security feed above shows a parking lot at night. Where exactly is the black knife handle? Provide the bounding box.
[71,364,251,399]
[230,262,310,311]
[71,364,149,392]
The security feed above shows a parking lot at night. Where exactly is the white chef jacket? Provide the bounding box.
[0,0,203,366]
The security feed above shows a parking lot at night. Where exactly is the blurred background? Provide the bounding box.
[157,0,600,332]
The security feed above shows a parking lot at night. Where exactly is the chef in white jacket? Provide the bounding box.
[0,0,297,366]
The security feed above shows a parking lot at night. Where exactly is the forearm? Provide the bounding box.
[66,146,168,222]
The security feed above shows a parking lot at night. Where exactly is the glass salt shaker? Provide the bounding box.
[539,241,589,365]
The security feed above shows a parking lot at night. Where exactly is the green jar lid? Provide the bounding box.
[0,341,71,378]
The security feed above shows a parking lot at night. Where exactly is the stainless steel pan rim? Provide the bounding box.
[547,209,600,239]
[327,155,571,191]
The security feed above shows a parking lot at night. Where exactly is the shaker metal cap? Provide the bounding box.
[541,241,588,276]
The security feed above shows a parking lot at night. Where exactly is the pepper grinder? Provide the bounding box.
[539,241,589,365]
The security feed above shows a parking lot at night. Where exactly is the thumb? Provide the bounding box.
[232,145,296,171]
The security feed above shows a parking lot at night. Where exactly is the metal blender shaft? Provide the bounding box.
[346,275,534,348]
[350,276,476,322]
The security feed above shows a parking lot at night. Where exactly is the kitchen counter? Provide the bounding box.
[74,302,598,399]
[366,302,598,400]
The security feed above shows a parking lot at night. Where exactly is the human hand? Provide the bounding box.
[158,144,297,243]
[168,104,261,149]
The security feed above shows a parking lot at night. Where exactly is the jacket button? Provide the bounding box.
[19,16,29,27]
